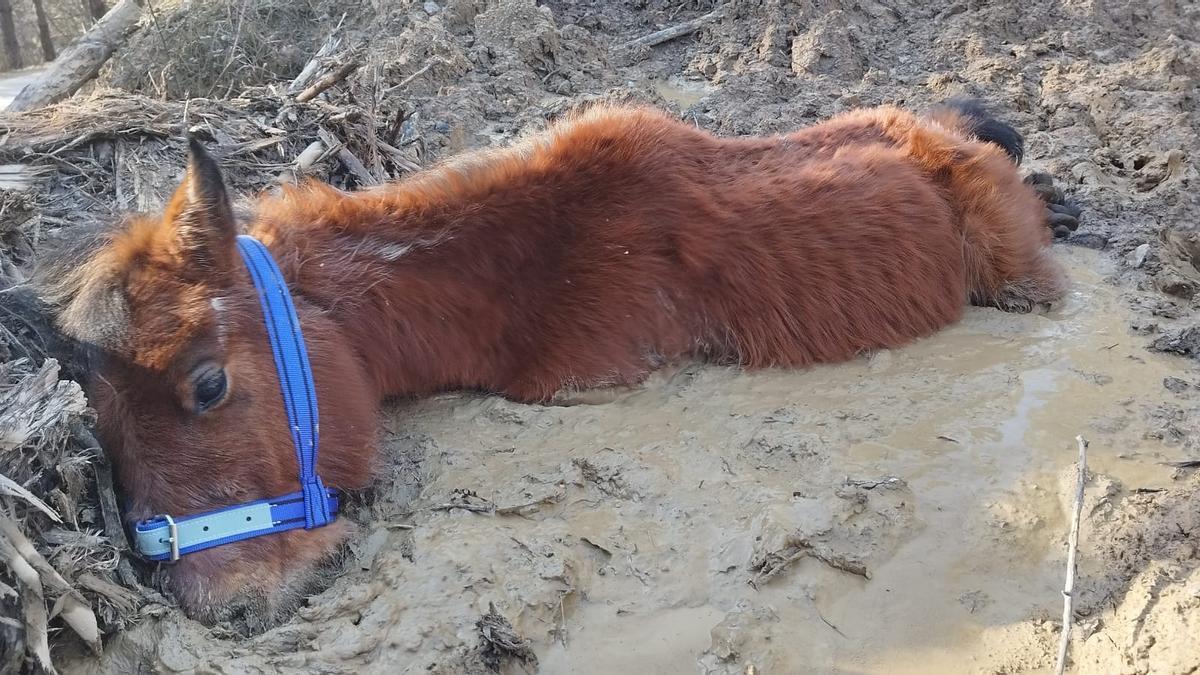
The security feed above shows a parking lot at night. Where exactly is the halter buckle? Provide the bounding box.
[154,514,180,562]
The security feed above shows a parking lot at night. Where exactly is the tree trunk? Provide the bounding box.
[85,0,108,21]
[8,0,140,111]
[31,0,56,62]
[0,0,23,70]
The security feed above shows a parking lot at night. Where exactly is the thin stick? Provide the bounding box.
[295,60,361,103]
[1056,435,1089,675]
[317,126,379,186]
[382,59,440,95]
[620,9,721,50]
[73,424,139,589]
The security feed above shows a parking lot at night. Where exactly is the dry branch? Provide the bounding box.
[295,60,361,103]
[382,59,441,96]
[495,491,564,516]
[621,9,721,50]
[750,541,869,589]
[317,126,378,186]
[1056,435,1089,675]
[0,472,60,522]
[74,424,142,590]
[8,0,141,112]
[288,140,325,179]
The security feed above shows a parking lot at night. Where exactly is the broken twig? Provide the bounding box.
[621,9,721,50]
[495,491,564,516]
[843,476,905,491]
[316,126,379,186]
[382,59,442,96]
[750,542,869,589]
[1162,459,1200,469]
[0,473,61,523]
[295,60,361,103]
[73,424,143,590]
[429,488,496,514]
[1056,435,1088,675]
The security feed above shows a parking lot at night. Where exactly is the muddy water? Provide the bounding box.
[381,245,1187,674]
[76,247,1191,673]
[805,245,1186,673]
[646,76,712,109]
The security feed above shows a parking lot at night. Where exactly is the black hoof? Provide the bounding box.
[1025,170,1083,238]
[1047,211,1079,232]
[1047,201,1083,219]
[1032,183,1065,204]
[1023,171,1054,186]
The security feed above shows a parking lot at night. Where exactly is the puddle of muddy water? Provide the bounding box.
[77,246,1195,674]
[641,76,712,109]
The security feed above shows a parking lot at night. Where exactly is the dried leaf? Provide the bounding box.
[0,516,102,655]
[50,592,102,655]
[0,472,61,522]
[0,533,54,673]
[0,359,87,452]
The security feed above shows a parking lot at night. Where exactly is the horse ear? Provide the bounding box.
[164,138,237,276]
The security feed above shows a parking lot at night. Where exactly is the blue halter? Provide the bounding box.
[133,235,338,562]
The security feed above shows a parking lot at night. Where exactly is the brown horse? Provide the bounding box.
[41,99,1069,630]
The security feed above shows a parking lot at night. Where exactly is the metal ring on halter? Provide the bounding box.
[154,513,180,562]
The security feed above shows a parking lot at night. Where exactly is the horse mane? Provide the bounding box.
[36,101,695,363]
[253,101,678,241]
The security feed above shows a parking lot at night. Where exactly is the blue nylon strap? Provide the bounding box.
[130,234,338,563]
[235,235,330,529]
[134,489,340,561]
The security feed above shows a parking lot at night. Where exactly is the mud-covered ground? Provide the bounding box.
[48,0,1200,672]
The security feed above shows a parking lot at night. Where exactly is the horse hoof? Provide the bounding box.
[1023,171,1054,186]
[1033,183,1065,204]
[1048,211,1079,232]
[1048,199,1083,219]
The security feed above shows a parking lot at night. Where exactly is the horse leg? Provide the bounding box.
[955,152,1067,314]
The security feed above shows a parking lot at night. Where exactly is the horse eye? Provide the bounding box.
[193,368,228,413]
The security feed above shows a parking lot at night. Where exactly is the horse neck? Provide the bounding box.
[254,173,550,400]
